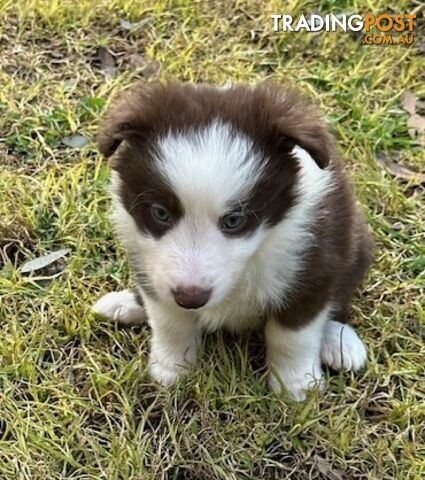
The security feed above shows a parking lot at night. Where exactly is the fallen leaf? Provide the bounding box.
[128,53,145,68]
[407,113,425,137]
[141,59,160,79]
[20,248,69,273]
[120,19,141,30]
[127,53,160,78]
[401,90,416,115]
[376,155,425,184]
[98,47,116,77]
[62,135,90,148]
[315,457,344,480]
[120,19,135,30]
[119,17,150,31]
[400,90,425,138]
[416,99,425,111]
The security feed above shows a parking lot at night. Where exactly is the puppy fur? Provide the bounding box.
[93,81,374,400]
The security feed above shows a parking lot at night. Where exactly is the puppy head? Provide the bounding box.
[98,82,334,310]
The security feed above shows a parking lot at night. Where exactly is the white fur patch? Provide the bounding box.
[92,289,145,325]
[144,297,200,386]
[292,145,334,204]
[156,120,265,213]
[265,304,331,401]
[321,320,367,371]
[230,145,334,311]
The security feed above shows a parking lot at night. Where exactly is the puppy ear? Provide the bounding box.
[97,85,151,158]
[276,113,333,169]
[264,84,334,169]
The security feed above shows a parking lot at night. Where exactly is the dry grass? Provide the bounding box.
[0,0,424,478]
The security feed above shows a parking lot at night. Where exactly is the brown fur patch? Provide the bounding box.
[272,179,374,329]
[98,81,334,168]
[113,143,184,239]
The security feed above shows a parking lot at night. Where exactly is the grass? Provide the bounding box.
[0,0,424,478]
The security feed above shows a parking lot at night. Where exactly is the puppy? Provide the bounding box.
[93,81,374,400]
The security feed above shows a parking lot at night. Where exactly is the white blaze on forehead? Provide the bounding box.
[155,120,265,213]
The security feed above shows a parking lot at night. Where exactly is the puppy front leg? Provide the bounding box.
[92,289,146,325]
[265,306,330,401]
[144,299,200,387]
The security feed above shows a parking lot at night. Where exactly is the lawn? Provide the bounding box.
[0,0,424,478]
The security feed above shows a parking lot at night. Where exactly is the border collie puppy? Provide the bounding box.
[93,81,373,400]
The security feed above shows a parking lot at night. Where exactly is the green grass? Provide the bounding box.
[0,0,424,478]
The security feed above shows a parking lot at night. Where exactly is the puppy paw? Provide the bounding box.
[268,362,324,401]
[321,320,367,372]
[92,289,146,325]
[148,360,184,387]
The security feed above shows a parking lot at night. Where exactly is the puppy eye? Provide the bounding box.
[151,203,171,224]
[220,210,246,233]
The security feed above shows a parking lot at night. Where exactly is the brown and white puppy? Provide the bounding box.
[93,81,374,400]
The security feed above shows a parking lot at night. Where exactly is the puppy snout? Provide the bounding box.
[171,285,212,309]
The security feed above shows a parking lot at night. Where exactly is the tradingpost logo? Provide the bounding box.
[271,13,416,46]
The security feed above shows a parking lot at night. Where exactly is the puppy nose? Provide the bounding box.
[172,285,212,309]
